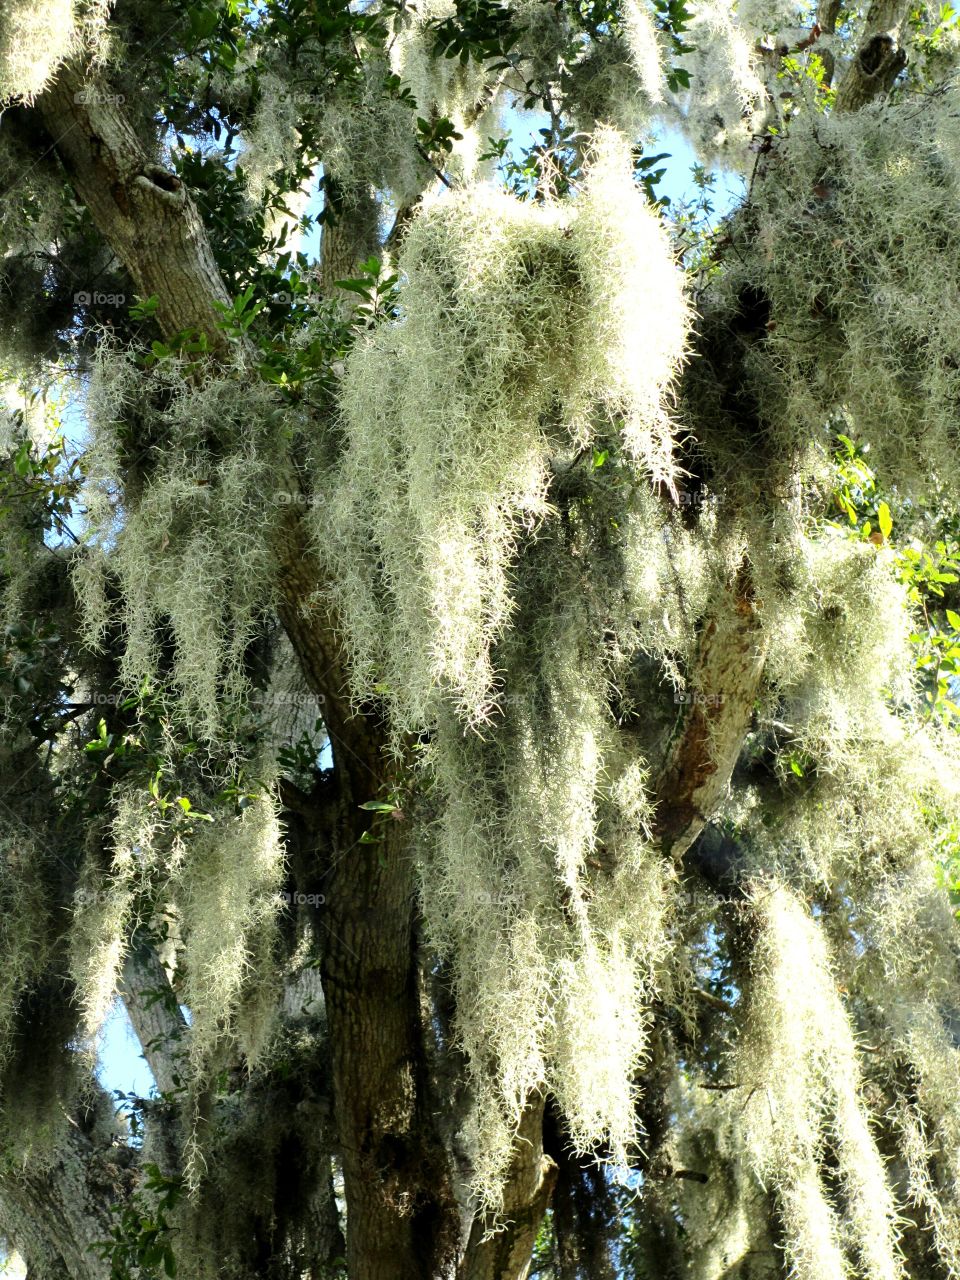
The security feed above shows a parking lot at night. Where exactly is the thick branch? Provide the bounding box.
[817,0,843,84]
[119,937,187,1096]
[652,567,766,861]
[272,497,384,793]
[0,1093,134,1280]
[460,1096,557,1280]
[833,0,910,111]
[320,812,462,1279]
[38,71,231,343]
[318,183,382,296]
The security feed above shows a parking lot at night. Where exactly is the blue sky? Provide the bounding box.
[97,996,157,1097]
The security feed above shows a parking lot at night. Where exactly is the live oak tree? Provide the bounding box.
[1,0,960,1276]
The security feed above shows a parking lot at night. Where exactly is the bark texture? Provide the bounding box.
[0,1104,131,1280]
[833,0,911,111]
[653,567,766,862]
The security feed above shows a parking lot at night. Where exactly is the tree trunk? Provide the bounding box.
[0,1104,132,1280]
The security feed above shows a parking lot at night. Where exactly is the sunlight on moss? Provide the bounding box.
[324,127,688,731]
[739,884,903,1280]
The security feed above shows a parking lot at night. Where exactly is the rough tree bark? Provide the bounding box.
[120,937,188,1097]
[653,567,767,863]
[0,1106,130,1280]
[832,0,910,112]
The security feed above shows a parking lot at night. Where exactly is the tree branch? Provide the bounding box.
[652,566,767,862]
[38,72,231,344]
[460,1095,557,1280]
[833,0,910,111]
[0,1089,134,1280]
[119,937,187,1097]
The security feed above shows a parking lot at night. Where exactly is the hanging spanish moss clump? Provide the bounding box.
[751,529,915,769]
[69,765,287,1101]
[620,0,665,104]
[666,0,770,168]
[0,0,110,103]
[730,97,960,495]
[0,0,77,102]
[325,127,689,730]
[563,0,664,138]
[69,824,140,1042]
[67,336,302,1147]
[388,0,502,185]
[315,54,434,208]
[848,820,960,1277]
[177,785,286,1072]
[75,343,286,741]
[319,128,695,1209]
[412,447,755,1208]
[736,884,904,1280]
[69,768,182,1050]
[411,423,723,1208]
[417,547,676,1206]
[701,668,960,1280]
[0,129,67,263]
[235,66,302,209]
[668,1076,776,1280]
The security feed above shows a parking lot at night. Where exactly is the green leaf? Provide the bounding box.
[189,6,219,41]
[878,501,893,540]
[947,609,960,632]
[130,293,160,320]
[334,278,374,298]
[13,440,32,477]
[636,152,670,171]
